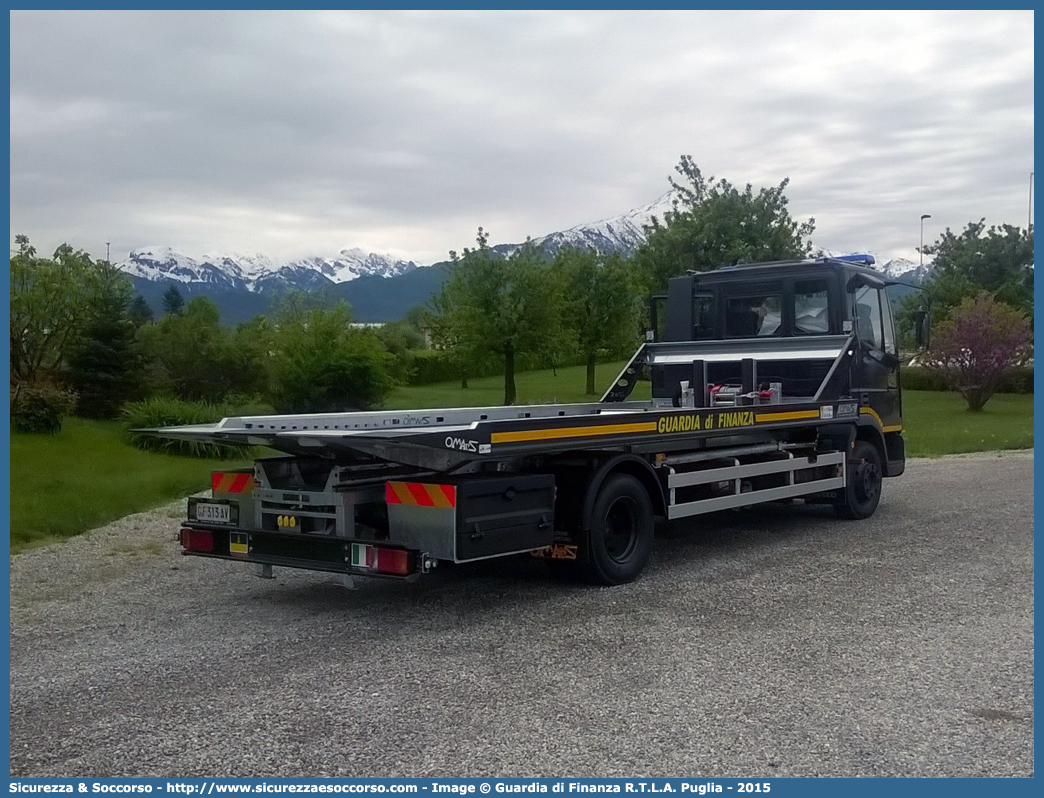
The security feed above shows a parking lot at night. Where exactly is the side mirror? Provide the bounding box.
[846,272,885,292]
[914,310,930,350]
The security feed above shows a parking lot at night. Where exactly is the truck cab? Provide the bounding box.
[645,255,905,477]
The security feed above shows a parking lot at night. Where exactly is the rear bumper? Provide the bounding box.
[179,526,424,579]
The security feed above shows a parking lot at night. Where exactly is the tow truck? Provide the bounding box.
[152,255,922,585]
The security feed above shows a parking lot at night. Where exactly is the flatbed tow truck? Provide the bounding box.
[151,255,919,585]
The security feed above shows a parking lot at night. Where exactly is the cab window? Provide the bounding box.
[725,294,781,337]
[882,289,898,356]
[792,279,830,335]
[854,285,884,350]
[693,293,716,339]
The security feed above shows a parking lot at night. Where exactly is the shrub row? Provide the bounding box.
[400,350,497,386]
[399,349,620,386]
[902,365,1034,394]
[121,396,263,459]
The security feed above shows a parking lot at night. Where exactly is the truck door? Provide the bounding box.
[852,283,901,431]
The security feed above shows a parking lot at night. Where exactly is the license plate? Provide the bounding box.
[194,501,231,524]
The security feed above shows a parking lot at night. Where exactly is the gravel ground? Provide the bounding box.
[9,451,1034,778]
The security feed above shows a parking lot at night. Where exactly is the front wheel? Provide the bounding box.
[581,474,655,585]
[834,440,883,519]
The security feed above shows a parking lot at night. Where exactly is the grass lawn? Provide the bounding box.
[10,418,252,553]
[901,390,1034,456]
[385,360,642,409]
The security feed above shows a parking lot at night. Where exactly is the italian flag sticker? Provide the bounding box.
[351,543,371,568]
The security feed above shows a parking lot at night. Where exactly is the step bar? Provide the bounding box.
[666,450,845,519]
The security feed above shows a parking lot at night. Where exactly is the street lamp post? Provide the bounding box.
[919,214,931,269]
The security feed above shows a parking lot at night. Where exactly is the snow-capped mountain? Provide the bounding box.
[810,248,933,284]
[527,192,677,256]
[119,246,420,293]
[116,196,935,325]
[118,246,276,289]
[874,256,932,283]
[117,195,678,291]
[117,197,691,324]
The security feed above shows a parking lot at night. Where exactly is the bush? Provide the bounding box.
[401,349,486,386]
[998,365,1035,394]
[919,293,1033,410]
[10,384,78,434]
[266,299,398,413]
[902,366,951,392]
[221,393,276,418]
[400,348,595,386]
[903,365,1034,394]
[121,396,254,459]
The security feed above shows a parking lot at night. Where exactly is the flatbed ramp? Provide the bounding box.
[148,334,857,470]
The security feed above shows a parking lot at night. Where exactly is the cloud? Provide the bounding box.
[10,9,1035,266]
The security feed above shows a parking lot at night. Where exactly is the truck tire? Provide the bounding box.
[581,474,654,585]
[835,440,883,519]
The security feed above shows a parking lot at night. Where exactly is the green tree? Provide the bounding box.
[374,315,429,385]
[129,295,155,327]
[229,315,274,399]
[921,221,1033,320]
[136,297,253,402]
[921,293,1033,411]
[431,230,567,405]
[66,271,144,419]
[10,236,110,386]
[266,292,397,413]
[375,317,427,356]
[556,248,643,394]
[162,284,185,315]
[427,292,476,390]
[635,156,816,290]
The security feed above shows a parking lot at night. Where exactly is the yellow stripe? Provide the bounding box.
[860,406,883,425]
[389,481,414,505]
[424,483,454,509]
[491,421,659,444]
[755,410,821,423]
[860,407,903,433]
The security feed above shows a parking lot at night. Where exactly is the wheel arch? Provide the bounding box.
[579,454,665,531]
[854,420,887,465]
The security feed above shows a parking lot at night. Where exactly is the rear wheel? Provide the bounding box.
[835,440,883,519]
[581,474,654,585]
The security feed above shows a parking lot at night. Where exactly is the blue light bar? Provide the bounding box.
[829,253,876,266]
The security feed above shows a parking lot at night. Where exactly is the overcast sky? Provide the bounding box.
[9,9,1035,268]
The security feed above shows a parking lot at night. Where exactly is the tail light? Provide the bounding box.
[180,528,214,553]
[350,543,412,576]
[374,547,411,575]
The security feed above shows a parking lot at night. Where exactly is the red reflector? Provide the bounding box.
[180,528,214,553]
[212,471,254,494]
[373,548,411,576]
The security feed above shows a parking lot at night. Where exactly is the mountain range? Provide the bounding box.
[118,194,927,325]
